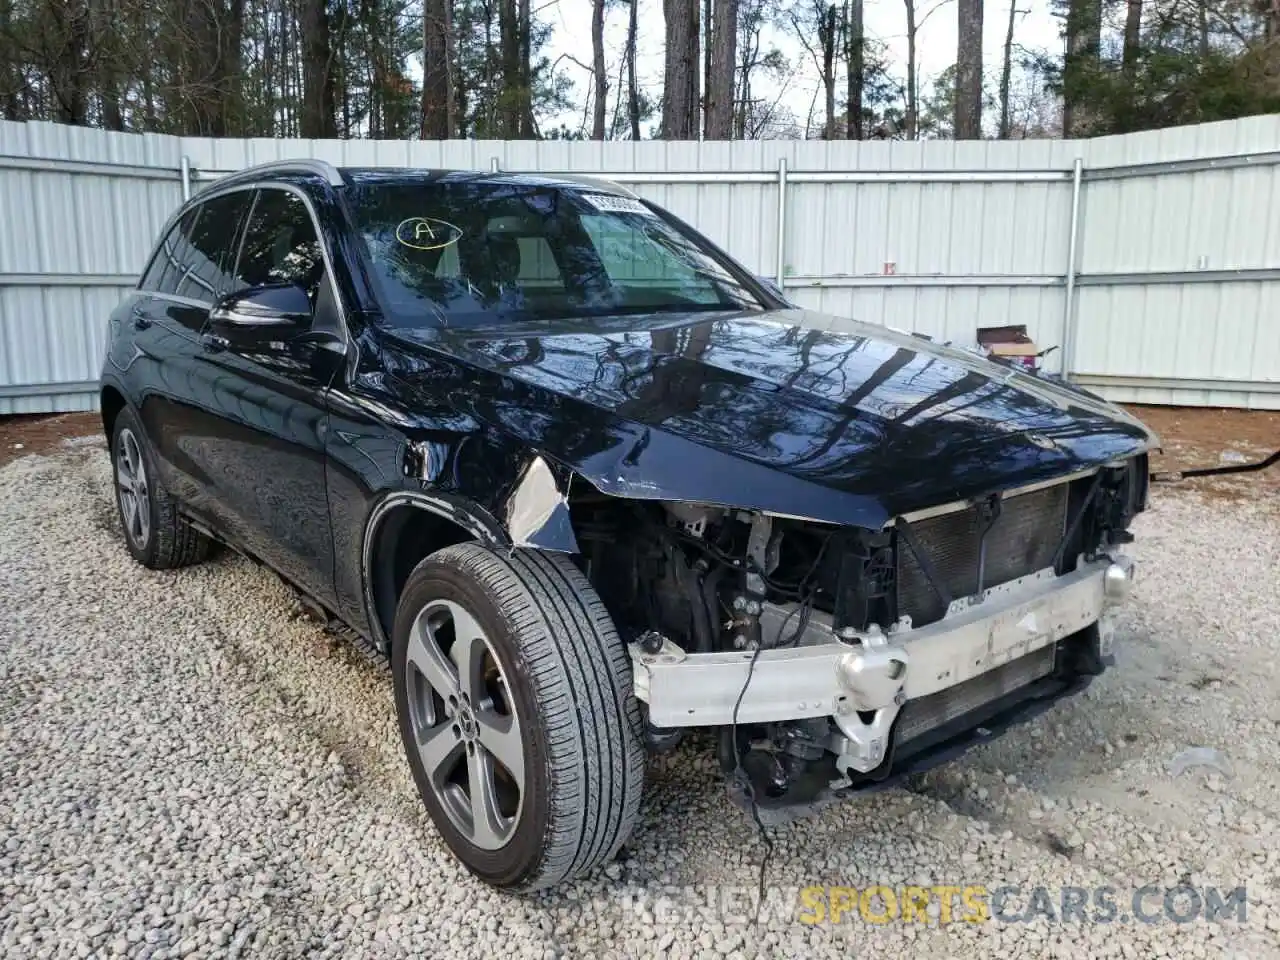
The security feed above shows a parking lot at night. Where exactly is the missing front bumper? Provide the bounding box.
[727,665,1096,826]
[631,556,1132,774]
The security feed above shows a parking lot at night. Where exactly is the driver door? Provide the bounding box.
[194,185,342,607]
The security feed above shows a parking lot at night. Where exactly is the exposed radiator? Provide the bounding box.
[897,483,1068,628]
[894,644,1057,746]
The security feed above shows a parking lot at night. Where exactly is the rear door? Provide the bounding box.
[193,185,342,606]
[131,191,252,522]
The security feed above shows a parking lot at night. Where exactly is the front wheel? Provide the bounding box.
[391,542,644,891]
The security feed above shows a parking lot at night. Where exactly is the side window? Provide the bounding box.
[139,217,182,291]
[180,192,252,302]
[234,189,326,307]
[142,209,199,296]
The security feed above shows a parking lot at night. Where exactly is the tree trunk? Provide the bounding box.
[705,0,737,138]
[627,0,641,138]
[86,0,123,130]
[300,0,338,137]
[820,3,835,138]
[445,0,458,135]
[482,3,495,133]
[364,0,382,137]
[662,0,700,138]
[845,0,864,140]
[286,6,300,136]
[955,0,983,138]
[421,0,451,137]
[261,1,275,135]
[0,0,18,121]
[1122,0,1141,74]
[1062,0,1101,138]
[48,0,90,125]
[735,9,752,139]
[904,0,917,139]
[335,0,350,135]
[498,0,520,135]
[171,0,203,133]
[703,0,712,136]
[735,52,749,139]
[95,49,124,130]
[592,0,607,139]
[519,0,534,135]
[1197,0,1208,57]
[609,45,627,135]
[143,74,156,130]
[1126,0,1146,74]
[102,90,124,130]
[999,1,1017,138]
[218,0,246,136]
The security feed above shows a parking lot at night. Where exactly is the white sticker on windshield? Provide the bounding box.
[581,193,654,216]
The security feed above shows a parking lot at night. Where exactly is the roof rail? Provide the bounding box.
[213,158,345,187]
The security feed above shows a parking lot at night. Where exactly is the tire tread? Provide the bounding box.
[111,408,210,570]
[416,542,644,891]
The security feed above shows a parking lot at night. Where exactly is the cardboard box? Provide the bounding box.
[976,325,1040,369]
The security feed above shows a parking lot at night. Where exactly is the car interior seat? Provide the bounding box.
[487,234,522,291]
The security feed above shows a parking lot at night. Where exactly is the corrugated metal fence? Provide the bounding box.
[2,116,1279,413]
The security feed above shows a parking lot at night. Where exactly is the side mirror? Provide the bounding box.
[211,283,312,328]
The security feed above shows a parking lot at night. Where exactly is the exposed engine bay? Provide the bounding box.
[571,456,1148,820]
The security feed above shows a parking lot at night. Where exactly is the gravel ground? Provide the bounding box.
[2,439,1279,959]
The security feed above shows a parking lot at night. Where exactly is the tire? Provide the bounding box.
[391,542,644,891]
[109,405,210,570]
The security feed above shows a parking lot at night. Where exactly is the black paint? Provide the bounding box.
[102,168,1155,646]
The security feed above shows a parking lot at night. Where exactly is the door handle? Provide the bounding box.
[201,332,230,353]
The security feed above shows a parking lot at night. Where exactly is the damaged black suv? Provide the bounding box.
[100,160,1153,891]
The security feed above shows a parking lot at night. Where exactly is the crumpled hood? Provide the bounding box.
[382,309,1155,528]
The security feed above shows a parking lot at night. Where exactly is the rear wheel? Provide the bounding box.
[391,542,644,891]
[110,406,209,569]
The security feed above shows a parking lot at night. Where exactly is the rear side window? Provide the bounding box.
[139,209,198,295]
[234,189,326,305]
[138,191,251,302]
[179,192,252,302]
[138,219,179,291]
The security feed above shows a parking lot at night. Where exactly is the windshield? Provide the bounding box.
[347,179,766,328]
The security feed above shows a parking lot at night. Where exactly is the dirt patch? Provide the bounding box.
[1126,404,1280,501]
[0,412,102,468]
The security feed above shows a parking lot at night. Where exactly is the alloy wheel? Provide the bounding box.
[404,599,525,850]
[115,427,151,548]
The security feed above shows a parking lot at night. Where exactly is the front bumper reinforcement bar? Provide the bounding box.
[630,557,1132,745]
